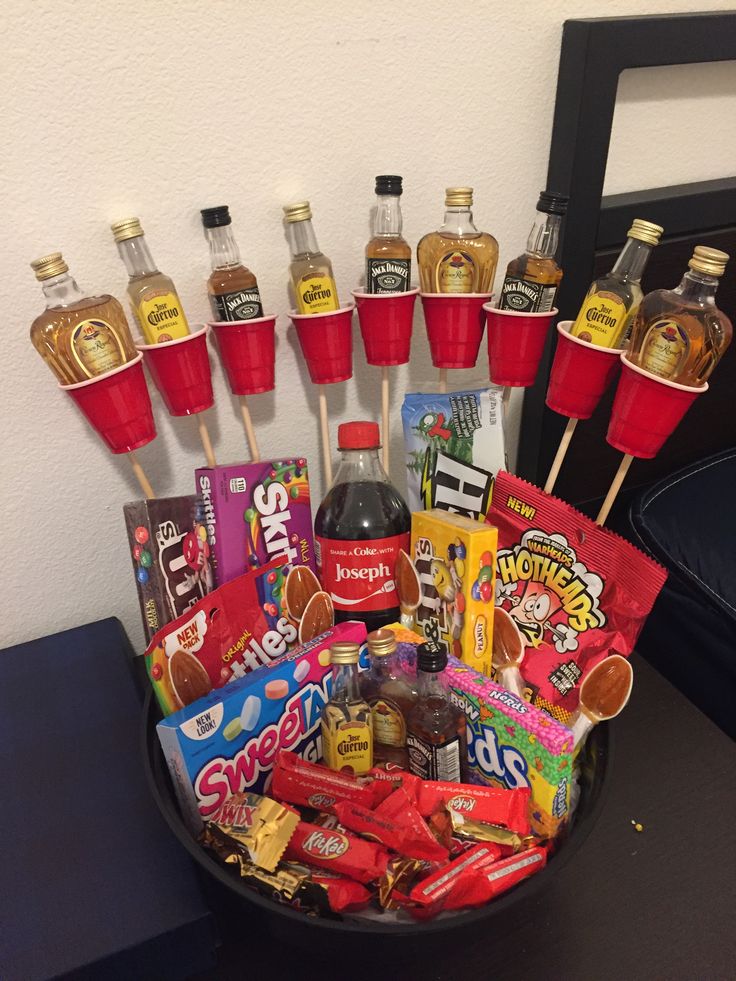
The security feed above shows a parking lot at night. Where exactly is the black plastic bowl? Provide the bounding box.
[142,690,610,946]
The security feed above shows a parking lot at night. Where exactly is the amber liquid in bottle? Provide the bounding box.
[628,246,732,386]
[498,191,567,313]
[321,642,373,775]
[201,206,263,321]
[406,642,467,782]
[360,629,415,768]
[417,187,498,294]
[365,175,411,294]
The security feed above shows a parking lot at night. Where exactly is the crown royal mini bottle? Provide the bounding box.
[417,187,498,293]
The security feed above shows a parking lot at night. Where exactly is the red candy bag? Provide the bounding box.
[285,820,390,884]
[488,473,667,724]
[415,781,530,834]
[272,751,392,814]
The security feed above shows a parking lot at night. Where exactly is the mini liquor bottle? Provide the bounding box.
[200,205,263,322]
[360,628,416,767]
[321,641,373,774]
[111,218,190,344]
[406,640,467,781]
[498,191,568,312]
[627,246,732,386]
[29,252,137,384]
[570,218,663,348]
[283,201,339,314]
[365,175,411,294]
[417,187,499,294]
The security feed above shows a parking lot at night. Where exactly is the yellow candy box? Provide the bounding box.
[410,509,497,675]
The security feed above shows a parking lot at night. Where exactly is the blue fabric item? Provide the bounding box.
[0,618,217,981]
[630,449,736,738]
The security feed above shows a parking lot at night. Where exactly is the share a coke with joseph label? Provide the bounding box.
[316,535,409,613]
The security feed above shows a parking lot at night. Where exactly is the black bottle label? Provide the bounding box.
[407,731,461,781]
[498,276,557,313]
[211,288,263,321]
[366,258,411,294]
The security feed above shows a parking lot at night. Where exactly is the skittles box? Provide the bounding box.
[411,509,497,675]
[195,458,316,587]
[156,621,367,833]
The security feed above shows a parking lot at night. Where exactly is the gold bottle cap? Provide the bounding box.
[283,201,312,223]
[627,218,664,247]
[329,641,361,665]
[30,252,69,280]
[366,629,397,658]
[689,245,729,277]
[445,187,473,207]
[111,217,144,242]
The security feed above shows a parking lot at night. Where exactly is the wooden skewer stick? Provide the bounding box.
[502,386,512,415]
[128,451,155,499]
[381,366,390,473]
[544,417,579,495]
[318,386,333,486]
[239,396,260,461]
[596,453,634,526]
[438,368,448,393]
[196,414,217,468]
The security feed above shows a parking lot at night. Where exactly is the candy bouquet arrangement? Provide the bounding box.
[28,180,732,922]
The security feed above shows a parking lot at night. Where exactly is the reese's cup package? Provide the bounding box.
[402,388,505,519]
[488,472,667,725]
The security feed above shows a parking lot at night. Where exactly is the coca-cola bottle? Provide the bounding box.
[315,422,411,632]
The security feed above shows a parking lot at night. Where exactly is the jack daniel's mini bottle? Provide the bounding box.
[498,191,567,312]
[407,640,466,782]
[365,175,411,293]
[201,206,263,321]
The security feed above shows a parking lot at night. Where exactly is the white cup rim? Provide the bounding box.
[556,320,622,354]
[620,353,708,393]
[208,314,278,329]
[59,352,144,390]
[484,303,558,318]
[351,287,419,299]
[289,302,355,321]
[421,291,493,300]
[135,323,209,351]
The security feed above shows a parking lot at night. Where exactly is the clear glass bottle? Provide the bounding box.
[111,218,190,344]
[406,641,467,782]
[283,201,339,314]
[417,187,499,294]
[321,641,373,775]
[569,218,663,348]
[628,246,732,386]
[365,175,411,294]
[498,191,568,312]
[315,422,411,633]
[200,205,263,321]
[360,628,416,767]
[29,252,136,384]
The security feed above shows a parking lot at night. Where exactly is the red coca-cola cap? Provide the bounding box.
[338,421,380,449]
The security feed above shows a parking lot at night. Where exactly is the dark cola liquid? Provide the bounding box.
[315,479,411,633]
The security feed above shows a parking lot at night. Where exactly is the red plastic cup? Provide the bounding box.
[61,353,156,454]
[137,324,214,416]
[352,288,418,366]
[607,355,707,459]
[420,292,492,369]
[290,305,354,384]
[546,321,622,419]
[484,304,558,387]
[210,315,276,395]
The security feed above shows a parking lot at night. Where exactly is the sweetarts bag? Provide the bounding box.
[488,473,667,725]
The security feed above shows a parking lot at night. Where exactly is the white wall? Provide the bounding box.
[4,0,733,652]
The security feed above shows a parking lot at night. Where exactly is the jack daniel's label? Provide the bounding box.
[366,258,411,294]
[211,288,263,322]
[499,276,557,313]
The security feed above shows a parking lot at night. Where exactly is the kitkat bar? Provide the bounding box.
[285,820,390,884]
[306,869,373,913]
[272,751,392,813]
[408,843,502,907]
[334,792,449,863]
[442,846,547,911]
[415,781,531,834]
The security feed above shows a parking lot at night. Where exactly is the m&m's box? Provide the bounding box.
[123,496,213,643]
[195,458,316,588]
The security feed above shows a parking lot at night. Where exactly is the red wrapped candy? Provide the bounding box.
[285,820,390,884]
[442,846,547,910]
[306,868,373,913]
[272,751,392,814]
[415,781,531,834]
[335,790,448,863]
[409,843,502,907]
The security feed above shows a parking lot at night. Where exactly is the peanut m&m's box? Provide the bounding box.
[156,621,367,833]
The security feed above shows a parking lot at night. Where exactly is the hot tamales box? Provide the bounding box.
[410,509,497,675]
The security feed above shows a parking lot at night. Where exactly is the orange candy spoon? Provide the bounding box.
[571,654,633,748]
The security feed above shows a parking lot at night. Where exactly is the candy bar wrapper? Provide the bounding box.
[419,846,547,915]
[402,388,505,519]
[272,751,392,814]
[448,811,525,853]
[285,820,390,884]
[156,621,367,833]
[291,866,373,915]
[205,791,299,872]
[415,781,530,834]
[335,791,449,863]
[195,458,316,588]
[146,557,295,716]
[488,472,667,724]
[408,843,502,907]
[202,834,308,900]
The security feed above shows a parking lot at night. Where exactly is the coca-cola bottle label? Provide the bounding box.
[315,533,410,612]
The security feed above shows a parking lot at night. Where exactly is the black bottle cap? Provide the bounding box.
[537,191,568,216]
[416,639,448,674]
[200,205,232,228]
[375,175,403,196]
